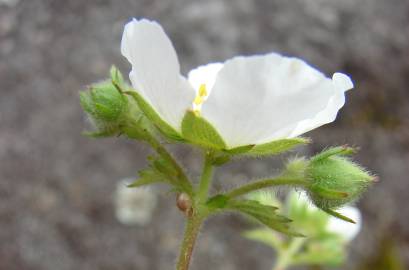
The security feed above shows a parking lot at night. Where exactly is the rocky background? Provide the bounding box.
[1,0,408,269]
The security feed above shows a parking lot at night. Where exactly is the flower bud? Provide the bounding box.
[305,146,374,209]
[80,81,128,123]
[80,67,154,139]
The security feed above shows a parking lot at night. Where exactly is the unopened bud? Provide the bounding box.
[305,146,374,209]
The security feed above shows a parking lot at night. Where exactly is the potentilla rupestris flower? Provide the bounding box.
[121,18,353,149]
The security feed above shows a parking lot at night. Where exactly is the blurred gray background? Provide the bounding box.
[1,0,409,269]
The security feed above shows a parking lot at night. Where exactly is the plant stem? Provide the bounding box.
[225,177,309,198]
[197,151,214,203]
[145,135,193,195]
[176,151,214,270]
[176,213,204,270]
[272,238,305,270]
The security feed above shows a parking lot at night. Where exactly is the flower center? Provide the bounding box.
[193,84,208,115]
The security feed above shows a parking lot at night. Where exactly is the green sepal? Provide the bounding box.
[110,65,124,86]
[79,91,94,115]
[311,145,357,162]
[125,90,184,141]
[226,199,303,237]
[322,208,356,224]
[224,144,255,155]
[181,111,226,149]
[311,186,349,200]
[89,82,128,122]
[246,137,310,156]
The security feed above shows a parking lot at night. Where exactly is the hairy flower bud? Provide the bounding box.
[305,146,374,209]
[80,66,154,139]
[81,81,128,119]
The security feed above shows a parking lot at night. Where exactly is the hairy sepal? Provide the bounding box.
[181,111,227,150]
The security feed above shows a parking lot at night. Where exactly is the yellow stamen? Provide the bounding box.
[193,84,207,105]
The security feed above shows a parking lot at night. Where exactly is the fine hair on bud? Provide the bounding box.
[306,147,374,209]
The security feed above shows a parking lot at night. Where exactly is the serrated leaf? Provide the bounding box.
[125,90,183,141]
[181,111,226,149]
[127,168,164,188]
[152,156,179,177]
[246,138,310,156]
[226,199,302,236]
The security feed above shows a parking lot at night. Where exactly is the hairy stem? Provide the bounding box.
[176,151,214,270]
[226,177,309,198]
[176,214,204,270]
[272,238,305,270]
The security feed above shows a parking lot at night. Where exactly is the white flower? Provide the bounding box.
[121,18,353,148]
[114,179,157,226]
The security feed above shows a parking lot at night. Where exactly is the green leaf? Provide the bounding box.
[128,155,190,193]
[181,111,226,149]
[206,194,229,209]
[125,90,183,141]
[246,138,310,156]
[127,168,165,188]
[225,199,303,236]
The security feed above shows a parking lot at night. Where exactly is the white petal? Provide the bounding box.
[201,53,344,148]
[188,62,224,96]
[327,206,361,241]
[288,72,353,137]
[121,19,195,131]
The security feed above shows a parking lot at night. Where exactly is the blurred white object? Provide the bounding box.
[327,205,362,242]
[114,178,157,226]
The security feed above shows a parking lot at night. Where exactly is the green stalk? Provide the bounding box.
[176,151,215,270]
[176,213,204,270]
[196,151,215,203]
[272,238,305,270]
[225,177,309,198]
